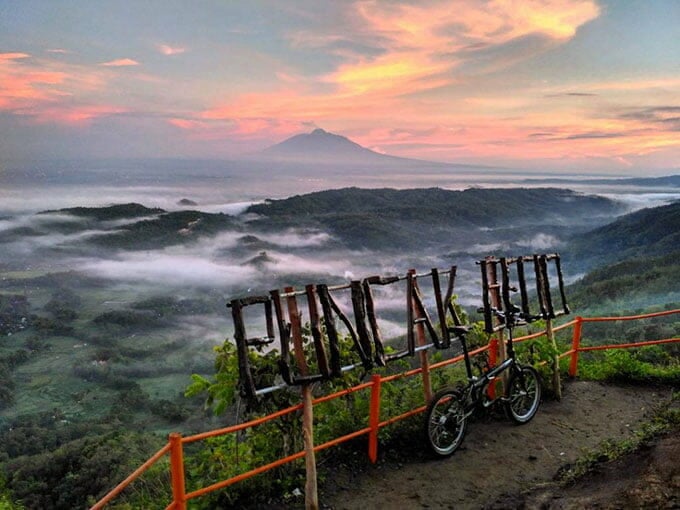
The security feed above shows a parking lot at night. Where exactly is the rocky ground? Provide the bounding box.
[319,380,678,509]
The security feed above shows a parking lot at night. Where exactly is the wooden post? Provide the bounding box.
[545,318,562,400]
[569,316,583,377]
[169,433,186,510]
[230,300,257,399]
[305,285,330,377]
[487,337,498,400]
[409,270,432,402]
[368,374,382,463]
[285,288,318,510]
[302,385,317,510]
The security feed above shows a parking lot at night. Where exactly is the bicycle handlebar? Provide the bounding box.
[477,306,543,324]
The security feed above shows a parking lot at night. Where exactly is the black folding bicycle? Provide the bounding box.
[424,305,542,457]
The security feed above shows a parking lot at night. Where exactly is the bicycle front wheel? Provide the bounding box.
[424,387,468,457]
[505,365,541,424]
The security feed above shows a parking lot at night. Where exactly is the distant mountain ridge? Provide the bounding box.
[523,174,680,187]
[258,128,435,166]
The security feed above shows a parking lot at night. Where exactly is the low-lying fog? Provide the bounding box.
[2,160,679,346]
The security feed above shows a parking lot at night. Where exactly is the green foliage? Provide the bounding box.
[185,342,240,415]
[92,310,166,329]
[579,347,680,385]
[184,327,432,507]
[568,252,680,311]
[88,210,237,250]
[0,475,24,510]
[0,295,30,336]
[4,431,161,510]
[0,364,15,409]
[43,289,80,323]
[44,203,165,221]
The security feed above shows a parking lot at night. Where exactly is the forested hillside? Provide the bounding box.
[247,187,623,249]
[563,200,680,311]
[566,200,680,269]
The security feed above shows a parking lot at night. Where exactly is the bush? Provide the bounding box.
[0,364,15,408]
[579,347,680,384]
[3,431,161,510]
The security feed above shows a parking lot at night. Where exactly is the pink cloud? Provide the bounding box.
[99,58,140,67]
[30,104,127,125]
[0,52,125,125]
[0,52,68,109]
[168,116,306,142]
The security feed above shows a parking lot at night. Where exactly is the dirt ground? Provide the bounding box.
[319,380,678,509]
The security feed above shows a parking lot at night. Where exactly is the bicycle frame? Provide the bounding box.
[457,310,525,411]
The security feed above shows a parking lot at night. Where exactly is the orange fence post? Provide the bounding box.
[368,374,382,463]
[169,433,186,510]
[569,316,583,377]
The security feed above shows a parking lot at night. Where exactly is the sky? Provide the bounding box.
[0,0,678,173]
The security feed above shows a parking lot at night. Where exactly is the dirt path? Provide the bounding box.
[320,380,675,509]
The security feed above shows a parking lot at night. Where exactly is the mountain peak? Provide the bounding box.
[259,128,393,164]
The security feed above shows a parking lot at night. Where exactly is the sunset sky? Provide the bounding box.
[1,0,678,173]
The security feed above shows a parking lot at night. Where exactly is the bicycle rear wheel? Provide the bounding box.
[505,365,541,424]
[424,386,468,457]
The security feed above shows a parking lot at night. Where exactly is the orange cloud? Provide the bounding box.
[0,52,31,61]
[157,44,186,56]
[100,58,140,67]
[199,0,601,148]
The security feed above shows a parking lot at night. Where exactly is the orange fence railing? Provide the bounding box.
[92,308,680,509]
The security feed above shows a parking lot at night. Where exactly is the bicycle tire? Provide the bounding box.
[424,386,468,457]
[505,365,541,424]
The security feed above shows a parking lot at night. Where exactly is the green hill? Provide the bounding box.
[247,187,623,250]
[565,200,680,312]
[567,251,680,312]
[566,200,680,270]
[41,203,165,221]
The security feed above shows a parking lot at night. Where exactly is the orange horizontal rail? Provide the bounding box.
[185,426,373,502]
[312,381,374,404]
[582,309,679,322]
[185,450,307,501]
[379,405,428,429]
[559,348,575,359]
[91,442,171,510]
[512,318,576,343]
[183,402,304,444]
[429,344,489,371]
[578,337,680,352]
